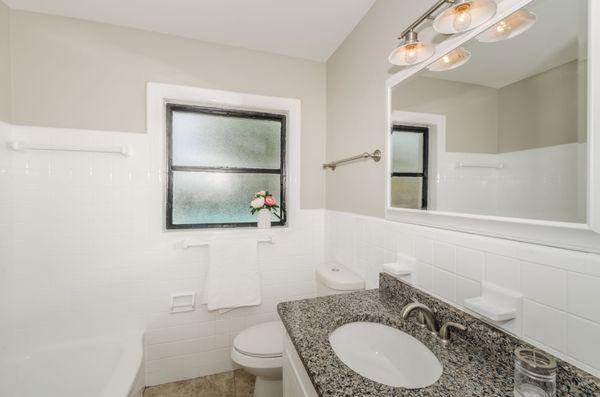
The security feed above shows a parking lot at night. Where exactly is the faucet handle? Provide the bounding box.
[410,298,426,328]
[438,322,467,345]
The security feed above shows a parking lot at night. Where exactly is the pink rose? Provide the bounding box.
[265,196,276,206]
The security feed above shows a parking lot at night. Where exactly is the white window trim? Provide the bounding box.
[146,82,301,231]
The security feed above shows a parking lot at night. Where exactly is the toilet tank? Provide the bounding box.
[315,264,365,297]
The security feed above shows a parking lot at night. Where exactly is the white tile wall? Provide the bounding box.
[325,210,600,377]
[0,124,324,386]
[437,143,586,223]
[455,247,484,281]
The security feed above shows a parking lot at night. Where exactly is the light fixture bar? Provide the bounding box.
[398,0,451,39]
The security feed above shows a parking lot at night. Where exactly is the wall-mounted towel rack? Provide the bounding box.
[455,161,504,170]
[323,149,382,170]
[9,142,130,156]
[183,235,275,249]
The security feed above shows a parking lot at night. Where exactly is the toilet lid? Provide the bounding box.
[233,321,284,358]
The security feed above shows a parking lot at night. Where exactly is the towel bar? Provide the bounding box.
[455,161,504,169]
[323,149,382,170]
[9,141,130,156]
[183,235,274,249]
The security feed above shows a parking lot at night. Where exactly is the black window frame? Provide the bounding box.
[391,124,429,210]
[166,103,287,229]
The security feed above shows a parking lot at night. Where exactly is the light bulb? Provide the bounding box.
[477,9,536,43]
[428,47,472,72]
[453,4,473,32]
[404,44,418,65]
[388,31,435,66]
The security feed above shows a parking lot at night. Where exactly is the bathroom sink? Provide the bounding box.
[329,322,443,389]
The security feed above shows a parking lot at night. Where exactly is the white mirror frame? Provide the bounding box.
[385,0,600,253]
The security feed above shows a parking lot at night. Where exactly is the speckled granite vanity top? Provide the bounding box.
[277,274,600,397]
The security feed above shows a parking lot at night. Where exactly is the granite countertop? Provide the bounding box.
[277,274,600,397]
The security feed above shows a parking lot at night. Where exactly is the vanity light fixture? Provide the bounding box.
[388,0,498,66]
[428,47,472,72]
[477,9,536,43]
[389,30,435,66]
[433,0,498,34]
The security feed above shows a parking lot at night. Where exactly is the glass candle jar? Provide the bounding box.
[514,348,557,397]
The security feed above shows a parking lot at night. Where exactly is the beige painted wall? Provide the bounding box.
[498,60,587,152]
[0,1,9,122]
[391,60,584,155]
[393,76,499,153]
[9,10,327,208]
[326,0,428,217]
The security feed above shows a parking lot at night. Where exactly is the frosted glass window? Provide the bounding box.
[172,172,281,226]
[172,111,281,169]
[166,104,286,229]
[392,132,424,173]
[391,177,424,209]
[390,125,428,210]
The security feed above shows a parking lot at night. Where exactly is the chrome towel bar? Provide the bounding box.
[455,161,504,169]
[9,141,130,156]
[183,235,275,249]
[323,149,382,171]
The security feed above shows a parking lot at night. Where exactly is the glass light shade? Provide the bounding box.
[389,41,435,66]
[433,0,498,34]
[428,47,472,72]
[477,9,537,43]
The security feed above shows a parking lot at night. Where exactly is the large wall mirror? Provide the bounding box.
[386,0,600,252]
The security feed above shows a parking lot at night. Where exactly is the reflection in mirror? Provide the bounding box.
[390,0,588,223]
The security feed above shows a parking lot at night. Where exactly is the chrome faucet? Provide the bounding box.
[438,322,467,345]
[400,302,438,334]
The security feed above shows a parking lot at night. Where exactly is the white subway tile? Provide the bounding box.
[517,245,587,273]
[581,253,600,278]
[521,262,567,310]
[432,268,455,303]
[414,237,434,265]
[522,300,567,353]
[396,231,414,256]
[455,276,481,304]
[433,242,455,272]
[485,254,521,291]
[456,247,484,281]
[567,273,600,323]
[415,261,433,292]
[144,322,215,345]
[567,315,600,372]
[145,336,218,361]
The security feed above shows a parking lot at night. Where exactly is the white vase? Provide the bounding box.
[257,208,272,229]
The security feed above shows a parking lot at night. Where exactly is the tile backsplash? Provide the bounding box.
[325,210,600,378]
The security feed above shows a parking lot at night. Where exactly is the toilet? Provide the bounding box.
[231,321,285,397]
[315,263,366,296]
[231,264,364,397]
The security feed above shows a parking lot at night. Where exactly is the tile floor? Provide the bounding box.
[144,370,255,397]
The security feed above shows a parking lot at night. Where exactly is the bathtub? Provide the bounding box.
[0,330,145,397]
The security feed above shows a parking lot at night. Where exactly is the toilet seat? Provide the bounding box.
[231,347,283,370]
[233,321,284,359]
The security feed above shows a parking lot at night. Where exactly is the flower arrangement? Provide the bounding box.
[250,190,279,214]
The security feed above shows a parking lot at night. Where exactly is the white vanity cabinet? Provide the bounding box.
[283,332,319,397]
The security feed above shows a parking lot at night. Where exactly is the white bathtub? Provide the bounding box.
[0,330,145,397]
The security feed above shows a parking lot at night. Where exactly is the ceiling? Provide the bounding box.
[421,0,587,88]
[3,0,376,62]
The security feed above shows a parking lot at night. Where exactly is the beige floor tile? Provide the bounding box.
[144,370,255,397]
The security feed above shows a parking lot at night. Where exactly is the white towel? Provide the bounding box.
[202,237,261,312]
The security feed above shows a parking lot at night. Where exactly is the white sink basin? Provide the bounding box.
[329,322,442,389]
